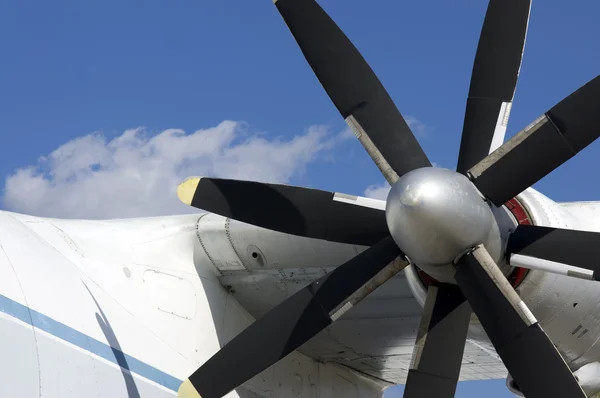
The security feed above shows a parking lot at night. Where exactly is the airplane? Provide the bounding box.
[2,0,600,397]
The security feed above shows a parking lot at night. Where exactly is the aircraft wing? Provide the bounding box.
[12,209,507,389]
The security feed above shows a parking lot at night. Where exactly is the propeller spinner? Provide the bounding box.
[385,167,500,279]
[175,1,600,397]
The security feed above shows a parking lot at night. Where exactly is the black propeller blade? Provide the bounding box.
[455,245,586,398]
[403,284,471,398]
[178,237,406,398]
[508,224,600,276]
[469,75,600,206]
[274,0,431,183]
[177,177,389,246]
[456,0,531,174]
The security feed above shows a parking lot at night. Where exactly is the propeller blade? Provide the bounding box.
[469,75,600,206]
[508,225,600,275]
[403,284,471,398]
[455,245,586,398]
[456,0,531,174]
[274,0,431,183]
[177,177,389,246]
[178,237,406,398]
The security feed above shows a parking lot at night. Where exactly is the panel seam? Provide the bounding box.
[224,218,251,273]
[194,213,222,275]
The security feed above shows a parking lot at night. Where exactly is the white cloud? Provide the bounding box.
[364,182,391,200]
[3,121,346,219]
[405,116,430,137]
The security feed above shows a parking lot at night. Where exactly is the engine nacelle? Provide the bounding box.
[403,187,583,310]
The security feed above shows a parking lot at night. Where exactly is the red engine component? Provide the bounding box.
[505,198,531,287]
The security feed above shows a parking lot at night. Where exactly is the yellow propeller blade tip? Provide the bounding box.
[178,379,202,398]
[177,177,201,206]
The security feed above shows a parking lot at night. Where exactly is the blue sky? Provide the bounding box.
[386,379,514,398]
[1,0,599,395]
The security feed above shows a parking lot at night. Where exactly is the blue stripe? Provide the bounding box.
[0,293,183,392]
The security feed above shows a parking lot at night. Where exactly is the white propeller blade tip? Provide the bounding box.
[177,379,202,398]
[177,177,202,206]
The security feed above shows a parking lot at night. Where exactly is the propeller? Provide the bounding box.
[179,237,406,398]
[456,0,531,174]
[272,0,431,184]
[468,75,600,206]
[177,177,388,246]
[454,246,585,398]
[403,284,471,397]
[175,1,600,397]
[506,225,600,281]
